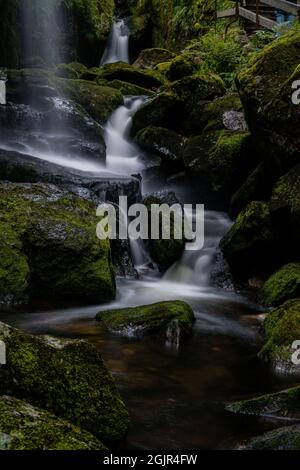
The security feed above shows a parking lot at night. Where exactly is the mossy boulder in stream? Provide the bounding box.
[55,62,88,79]
[96,301,195,345]
[220,201,277,278]
[262,263,300,306]
[242,425,300,450]
[98,62,165,90]
[226,384,300,420]
[133,48,176,69]
[0,396,106,450]
[166,56,195,81]
[131,92,184,136]
[0,322,129,444]
[0,182,116,306]
[236,31,300,176]
[198,93,245,133]
[135,126,185,171]
[260,299,300,375]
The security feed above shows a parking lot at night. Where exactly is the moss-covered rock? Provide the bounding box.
[55,63,87,79]
[96,300,195,345]
[96,78,154,96]
[183,130,254,199]
[260,299,300,374]
[98,61,165,90]
[166,56,195,81]
[143,195,185,270]
[0,395,106,450]
[131,92,184,136]
[135,126,185,171]
[226,385,300,420]
[0,322,129,444]
[55,78,123,124]
[230,162,271,218]
[236,31,300,176]
[262,263,300,306]
[133,48,176,69]
[220,201,277,278]
[243,425,300,450]
[270,164,300,258]
[198,93,245,133]
[0,182,116,306]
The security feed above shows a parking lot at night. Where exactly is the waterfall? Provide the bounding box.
[104,96,147,175]
[100,19,130,65]
[21,0,63,67]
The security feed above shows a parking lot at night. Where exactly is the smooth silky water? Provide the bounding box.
[0,17,295,450]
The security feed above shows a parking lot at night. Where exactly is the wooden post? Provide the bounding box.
[256,0,260,26]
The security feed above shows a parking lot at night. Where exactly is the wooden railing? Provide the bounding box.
[217,0,300,30]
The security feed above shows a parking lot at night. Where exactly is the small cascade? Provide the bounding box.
[104,96,147,175]
[100,19,130,65]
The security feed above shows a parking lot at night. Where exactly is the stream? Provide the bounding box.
[0,16,295,450]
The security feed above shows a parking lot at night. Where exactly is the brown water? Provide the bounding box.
[0,278,294,450]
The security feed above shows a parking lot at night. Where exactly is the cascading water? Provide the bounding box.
[100,19,130,65]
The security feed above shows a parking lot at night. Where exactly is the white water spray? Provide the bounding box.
[101,19,130,65]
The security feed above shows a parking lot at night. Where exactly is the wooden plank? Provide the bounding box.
[217,8,236,18]
[239,6,278,28]
[260,0,300,15]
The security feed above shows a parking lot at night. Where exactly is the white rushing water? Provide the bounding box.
[100,19,130,65]
[105,96,147,175]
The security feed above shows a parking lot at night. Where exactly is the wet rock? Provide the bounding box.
[98,61,165,90]
[0,149,141,206]
[260,299,300,375]
[0,181,116,306]
[236,31,300,176]
[133,48,176,69]
[198,93,245,133]
[135,126,185,171]
[0,396,106,450]
[242,425,300,450]
[55,63,87,79]
[96,300,195,346]
[220,201,278,278]
[222,111,247,132]
[0,322,129,444]
[96,78,154,96]
[143,194,185,270]
[166,56,195,81]
[262,263,300,307]
[226,384,300,421]
[131,92,184,136]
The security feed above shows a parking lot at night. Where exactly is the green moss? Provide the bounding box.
[55,78,123,123]
[262,263,300,306]
[199,93,243,132]
[96,79,154,97]
[97,61,165,90]
[244,425,300,450]
[260,299,300,368]
[0,183,116,306]
[55,62,88,79]
[131,92,184,136]
[0,396,106,450]
[133,48,176,69]
[96,300,195,340]
[226,384,300,420]
[171,72,226,104]
[0,323,129,444]
[166,56,195,81]
[220,201,276,277]
[143,195,185,269]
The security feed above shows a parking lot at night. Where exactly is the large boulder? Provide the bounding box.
[262,263,300,306]
[182,130,255,200]
[96,300,195,346]
[260,299,300,375]
[242,425,300,450]
[131,92,184,136]
[198,93,246,133]
[96,78,154,96]
[236,31,300,176]
[0,322,129,444]
[0,396,106,450]
[143,194,185,270]
[98,62,165,90]
[135,126,185,171]
[133,48,176,69]
[220,201,278,278]
[0,182,116,307]
[226,385,300,420]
